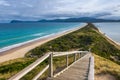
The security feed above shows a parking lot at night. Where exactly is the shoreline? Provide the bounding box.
[98,28,120,48]
[0,24,87,63]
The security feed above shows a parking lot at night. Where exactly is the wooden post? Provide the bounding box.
[76,53,78,60]
[66,55,68,67]
[81,53,83,57]
[74,53,76,61]
[78,53,80,58]
[77,53,79,59]
[48,53,53,78]
[89,48,91,52]
[80,53,81,58]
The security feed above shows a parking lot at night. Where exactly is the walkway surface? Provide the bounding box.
[53,54,91,80]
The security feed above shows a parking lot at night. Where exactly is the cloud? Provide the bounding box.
[21,2,33,8]
[0,0,120,22]
[0,0,10,6]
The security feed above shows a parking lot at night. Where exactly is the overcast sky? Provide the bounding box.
[0,0,120,22]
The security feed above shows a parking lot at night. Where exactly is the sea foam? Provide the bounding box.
[0,33,55,53]
[0,23,86,53]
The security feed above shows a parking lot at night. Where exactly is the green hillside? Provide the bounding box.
[28,23,120,64]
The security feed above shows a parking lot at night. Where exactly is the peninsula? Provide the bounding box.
[0,23,120,80]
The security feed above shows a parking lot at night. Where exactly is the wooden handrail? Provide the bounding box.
[9,51,89,80]
[32,65,49,80]
[88,56,94,80]
[9,53,51,80]
[53,51,88,57]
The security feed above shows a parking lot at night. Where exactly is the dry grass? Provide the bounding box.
[0,58,33,66]
[94,54,120,80]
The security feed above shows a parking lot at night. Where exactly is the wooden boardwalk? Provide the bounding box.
[53,54,91,80]
[9,51,94,80]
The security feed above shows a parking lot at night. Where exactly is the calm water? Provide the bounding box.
[94,23,120,43]
[0,22,85,52]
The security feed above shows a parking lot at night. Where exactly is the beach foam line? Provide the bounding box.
[0,33,45,43]
[0,33,55,53]
[32,33,45,36]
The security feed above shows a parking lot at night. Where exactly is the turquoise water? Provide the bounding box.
[0,22,85,52]
[94,23,120,43]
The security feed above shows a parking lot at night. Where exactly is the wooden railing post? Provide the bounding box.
[81,53,83,57]
[80,53,81,58]
[74,53,76,61]
[66,55,68,67]
[78,53,80,58]
[77,53,80,59]
[48,53,53,78]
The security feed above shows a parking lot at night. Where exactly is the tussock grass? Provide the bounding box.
[94,54,120,80]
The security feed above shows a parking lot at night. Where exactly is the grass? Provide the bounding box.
[28,23,120,64]
[94,54,120,80]
[0,58,35,80]
[20,54,78,80]
[0,53,80,80]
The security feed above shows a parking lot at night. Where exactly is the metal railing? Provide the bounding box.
[9,51,89,80]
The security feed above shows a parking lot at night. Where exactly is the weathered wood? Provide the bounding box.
[32,65,49,80]
[78,53,80,58]
[53,54,91,80]
[53,53,89,78]
[74,53,76,61]
[88,56,94,80]
[66,55,68,67]
[9,51,90,80]
[79,53,81,58]
[48,53,53,78]
[9,53,51,80]
[53,51,88,57]
[81,53,83,57]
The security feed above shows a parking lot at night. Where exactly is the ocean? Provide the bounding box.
[0,22,120,53]
[0,22,85,52]
[94,22,120,43]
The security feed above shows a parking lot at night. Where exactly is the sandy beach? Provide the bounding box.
[98,28,120,49]
[0,24,86,63]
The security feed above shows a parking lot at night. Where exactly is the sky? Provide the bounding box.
[0,0,120,22]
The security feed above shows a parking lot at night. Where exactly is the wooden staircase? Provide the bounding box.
[53,54,91,80]
[9,51,94,80]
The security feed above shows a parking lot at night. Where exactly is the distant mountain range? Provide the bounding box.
[10,17,120,23]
